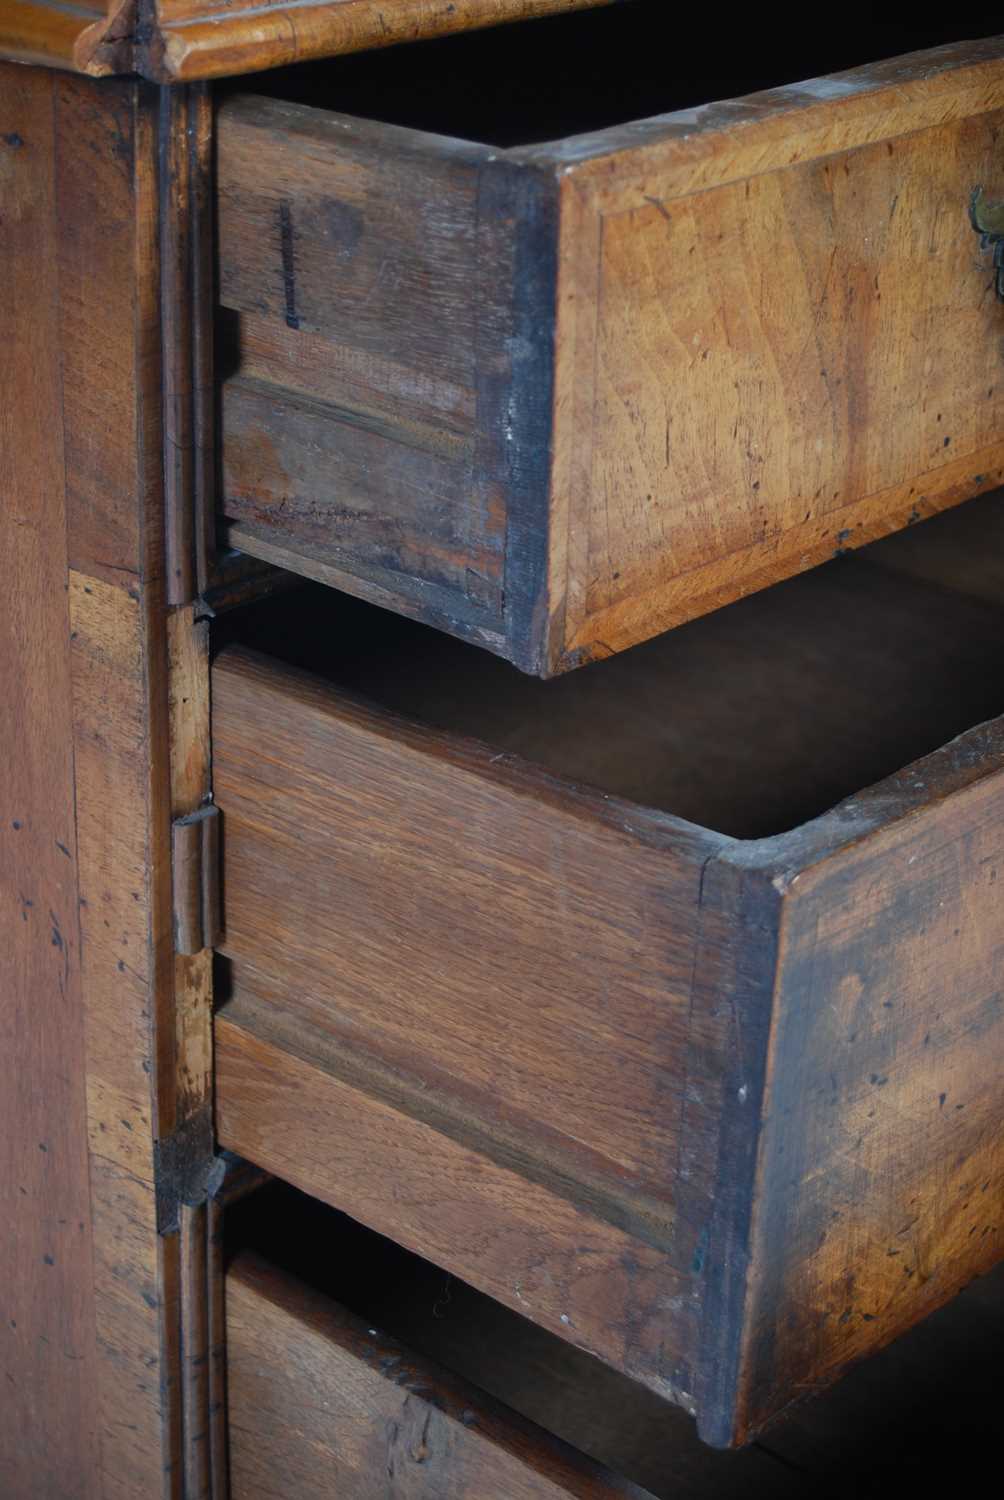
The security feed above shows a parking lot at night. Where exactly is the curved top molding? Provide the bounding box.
[0,0,614,80]
[0,1,135,75]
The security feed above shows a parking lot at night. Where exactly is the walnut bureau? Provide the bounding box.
[2,6,1003,1497]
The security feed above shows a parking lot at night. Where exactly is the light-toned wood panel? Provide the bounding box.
[550,83,1004,665]
[67,570,181,1489]
[58,72,148,584]
[55,68,181,1497]
[2,56,218,1498]
[550,448,1004,669]
[147,0,614,82]
[88,1157,170,1495]
[68,571,160,1173]
[0,62,103,1497]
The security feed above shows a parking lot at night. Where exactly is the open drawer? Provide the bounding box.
[216,13,1004,674]
[212,493,1004,1446]
[223,1181,808,1498]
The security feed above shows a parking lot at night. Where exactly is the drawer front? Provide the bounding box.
[226,1251,652,1499]
[212,540,1004,1445]
[217,39,1004,674]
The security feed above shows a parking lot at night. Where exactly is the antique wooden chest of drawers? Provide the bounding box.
[2,4,1003,1495]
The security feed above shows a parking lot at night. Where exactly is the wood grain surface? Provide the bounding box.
[0,0,134,75]
[212,642,720,1400]
[545,39,1004,667]
[734,738,1004,1438]
[216,99,509,647]
[226,1250,656,1499]
[219,38,1004,673]
[1,63,217,1496]
[216,985,697,1400]
[0,63,103,1499]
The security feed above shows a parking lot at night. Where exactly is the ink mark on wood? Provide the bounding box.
[278,201,300,331]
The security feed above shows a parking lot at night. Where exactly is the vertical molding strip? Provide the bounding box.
[160,83,196,607]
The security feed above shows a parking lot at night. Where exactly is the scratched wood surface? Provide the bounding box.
[544,40,1004,668]
[216,978,700,1403]
[53,70,183,1499]
[1,63,217,1497]
[213,494,1004,1444]
[218,36,1004,673]
[733,741,1004,1439]
[0,64,103,1499]
[0,64,173,1497]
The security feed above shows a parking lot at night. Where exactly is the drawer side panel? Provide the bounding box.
[213,646,713,1207]
[737,745,1004,1439]
[212,645,738,1402]
[217,99,515,643]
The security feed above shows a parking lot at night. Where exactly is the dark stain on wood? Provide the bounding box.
[278,200,299,331]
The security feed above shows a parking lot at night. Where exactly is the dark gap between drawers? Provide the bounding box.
[225,1179,1004,1496]
[216,6,1004,149]
[223,1179,793,1497]
[214,488,1004,840]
